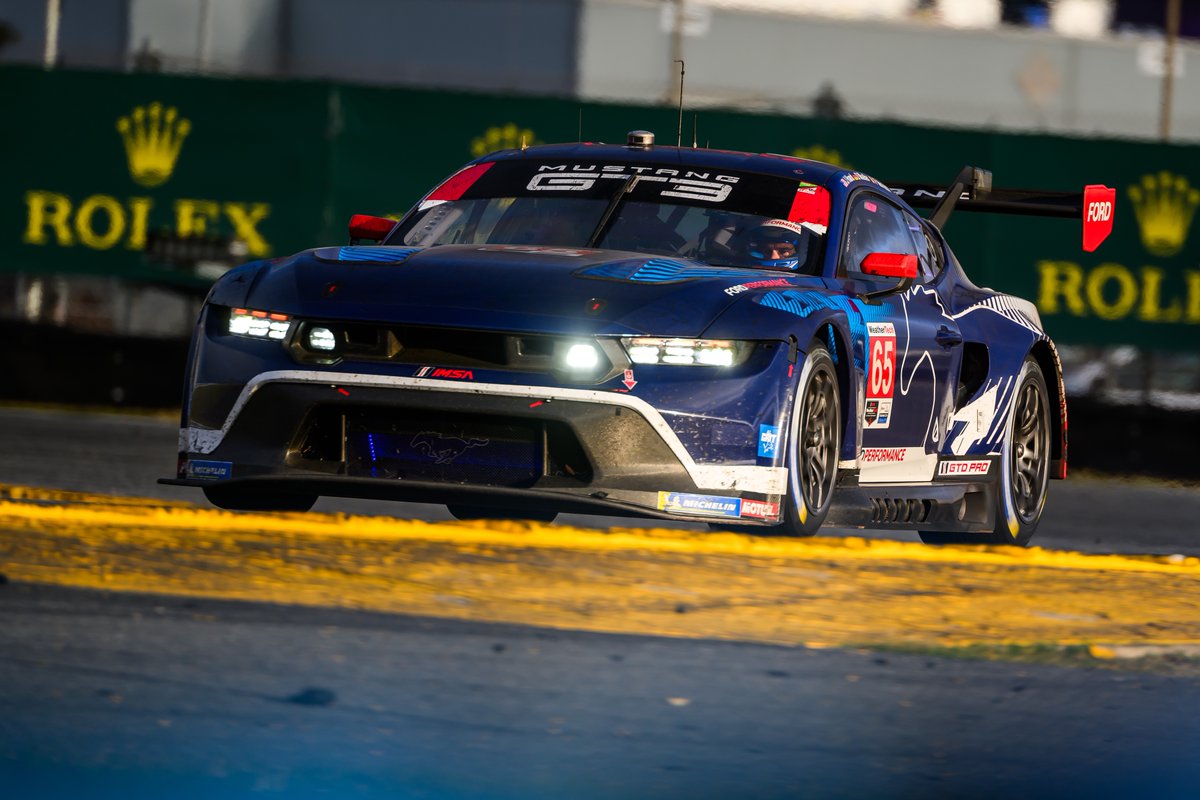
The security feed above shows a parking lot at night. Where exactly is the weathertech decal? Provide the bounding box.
[938,460,991,476]
[657,491,742,518]
[861,447,905,463]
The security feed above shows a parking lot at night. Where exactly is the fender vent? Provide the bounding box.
[870,497,934,524]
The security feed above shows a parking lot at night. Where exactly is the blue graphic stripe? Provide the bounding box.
[581,259,755,283]
[336,246,422,263]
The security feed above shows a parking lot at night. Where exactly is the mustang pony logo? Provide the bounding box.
[410,432,488,464]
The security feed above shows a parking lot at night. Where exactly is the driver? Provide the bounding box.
[741,219,810,270]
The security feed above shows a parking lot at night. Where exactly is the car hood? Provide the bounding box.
[240,244,820,337]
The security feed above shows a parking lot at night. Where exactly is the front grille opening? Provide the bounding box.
[293,406,593,487]
[292,322,562,371]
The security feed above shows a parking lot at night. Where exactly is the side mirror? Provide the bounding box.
[861,252,918,279]
[348,214,395,245]
[858,252,917,303]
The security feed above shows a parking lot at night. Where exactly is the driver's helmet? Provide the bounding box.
[742,219,808,270]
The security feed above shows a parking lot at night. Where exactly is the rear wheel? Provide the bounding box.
[782,342,841,536]
[920,356,1050,546]
[446,504,558,523]
[203,486,317,513]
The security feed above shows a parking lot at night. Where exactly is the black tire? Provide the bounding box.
[920,357,1050,546]
[446,504,557,523]
[781,341,841,536]
[203,485,317,513]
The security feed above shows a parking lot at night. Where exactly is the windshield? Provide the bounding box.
[389,161,830,273]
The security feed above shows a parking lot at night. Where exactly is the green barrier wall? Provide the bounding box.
[3,66,1199,351]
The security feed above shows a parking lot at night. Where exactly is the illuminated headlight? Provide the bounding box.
[308,326,337,351]
[229,307,291,340]
[564,343,600,369]
[622,338,749,367]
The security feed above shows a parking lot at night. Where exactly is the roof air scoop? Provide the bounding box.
[626,130,655,148]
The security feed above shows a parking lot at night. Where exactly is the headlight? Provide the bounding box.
[228,307,291,340]
[563,343,600,369]
[307,326,338,351]
[621,337,751,367]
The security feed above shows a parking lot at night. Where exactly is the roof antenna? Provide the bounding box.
[692,112,698,148]
[520,134,527,151]
[674,59,685,147]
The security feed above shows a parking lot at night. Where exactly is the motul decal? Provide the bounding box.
[739,498,780,520]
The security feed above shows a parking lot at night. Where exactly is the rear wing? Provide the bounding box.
[886,166,1115,252]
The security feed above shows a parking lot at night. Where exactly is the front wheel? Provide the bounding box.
[781,341,841,536]
[920,356,1050,546]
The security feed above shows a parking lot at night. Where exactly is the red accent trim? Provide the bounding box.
[860,252,918,279]
[1082,184,1115,253]
[428,162,494,202]
[786,185,830,227]
[337,387,350,397]
[348,214,396,241]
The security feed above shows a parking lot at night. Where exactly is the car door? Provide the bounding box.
[838,191,961,483]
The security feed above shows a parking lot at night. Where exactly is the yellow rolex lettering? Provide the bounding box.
[223,202,271,256]
[23,191,75,246]
[1186,271,1200,323]
[1035,260,1086,316]
[125,197,153,250]
[1137,266,1183,322]
[175,199,221,236]
[1085,263,1137,320]
[75,194,127,250]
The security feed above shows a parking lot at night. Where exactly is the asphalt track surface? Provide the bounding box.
[2,406,1200,799]
[0,405,1197,556]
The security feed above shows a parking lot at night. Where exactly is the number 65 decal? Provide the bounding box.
[867,322,896,399]
[864,322,896,430]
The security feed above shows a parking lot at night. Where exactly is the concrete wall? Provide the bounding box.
[578,0,1200,141]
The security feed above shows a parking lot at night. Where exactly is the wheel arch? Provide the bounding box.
[1028,339,1067,479]
[811,319,856,464]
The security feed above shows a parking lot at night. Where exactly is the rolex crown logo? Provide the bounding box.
[116,102,191,188]
[1127,171,1199,257]
[471,123,540,158]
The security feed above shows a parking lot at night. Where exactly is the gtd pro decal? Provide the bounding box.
[865,322,895,429]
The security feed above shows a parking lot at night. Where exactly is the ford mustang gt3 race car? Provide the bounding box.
[161,131,1115,545]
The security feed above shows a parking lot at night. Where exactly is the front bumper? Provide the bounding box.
[166,370,788,524]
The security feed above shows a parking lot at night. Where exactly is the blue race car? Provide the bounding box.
[161,131,1114,545]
